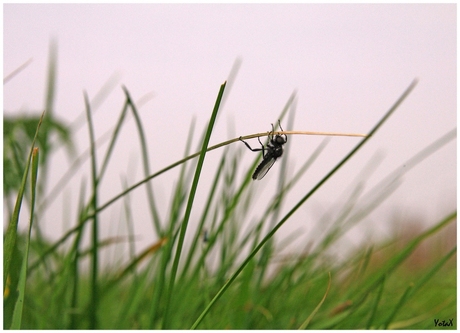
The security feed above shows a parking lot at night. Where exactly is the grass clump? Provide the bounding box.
[3,49,456,329]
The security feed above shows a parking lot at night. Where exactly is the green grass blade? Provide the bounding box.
[68,180,88,329]
[180,147,226,280]
[162,81,227,328]
[4,110,45,291]
[298,272,331,329]
[366,274,386,329]
[123,87,162,235]
[84,92,100,328]
[95,96,129,181]
[10,147,39,329]
[382,283,414,329]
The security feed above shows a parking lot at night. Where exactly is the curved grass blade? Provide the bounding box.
[123,86,162,235]
[10,148,39,329]
[298,272,331,329]
[4,110,45,291]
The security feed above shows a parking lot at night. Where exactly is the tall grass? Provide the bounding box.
[3,50,456,329]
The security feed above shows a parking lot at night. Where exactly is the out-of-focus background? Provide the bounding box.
[3,4,456,258]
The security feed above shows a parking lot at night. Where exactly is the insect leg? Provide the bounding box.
[278,120,287,142]
[257,136,265,157]
[239,136,263,152]
[277,120,283,131]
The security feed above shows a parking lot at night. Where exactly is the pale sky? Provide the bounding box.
[4,4,456,258]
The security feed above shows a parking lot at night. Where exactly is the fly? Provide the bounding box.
[239,120,288,180]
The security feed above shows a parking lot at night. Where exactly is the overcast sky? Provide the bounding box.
[4,4,456,258]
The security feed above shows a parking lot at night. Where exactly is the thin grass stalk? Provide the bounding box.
[84,92,99,328]
[366,274,386,329]
[69,72,122,131]
[37,41,57,205]
[190,79,419,329]
[68,180,87,329]
[382,283,414,329]
[166,119,197,236]
[10,148,39,329]
[3,58,33,84]
[298,272,331,329]
[180,149,227,280]
[148,229,173,327]
[4,110,45,290]
[96,95,130,182]
[123,87,162,236]
[162,81,227,328]
[406,246,456,297]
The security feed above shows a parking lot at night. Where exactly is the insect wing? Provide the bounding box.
[253,157,277,180]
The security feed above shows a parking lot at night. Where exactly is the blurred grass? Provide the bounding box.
[3,47,456,329]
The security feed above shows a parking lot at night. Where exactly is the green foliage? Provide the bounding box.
[3,115,74,196]
[3,47,456,329]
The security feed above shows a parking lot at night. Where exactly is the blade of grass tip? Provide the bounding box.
[38,40,57,198]
[190,79,418,329]
[298,272,332,329]
[4,110,45,291]
[3,58,33,84]
[84,92,100,329]
[162,81,226,329]
[70,72,122,131]
[10,148,39,329]
[123,86,162,236]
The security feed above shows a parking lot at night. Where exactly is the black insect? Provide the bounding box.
[239,120,288,180]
